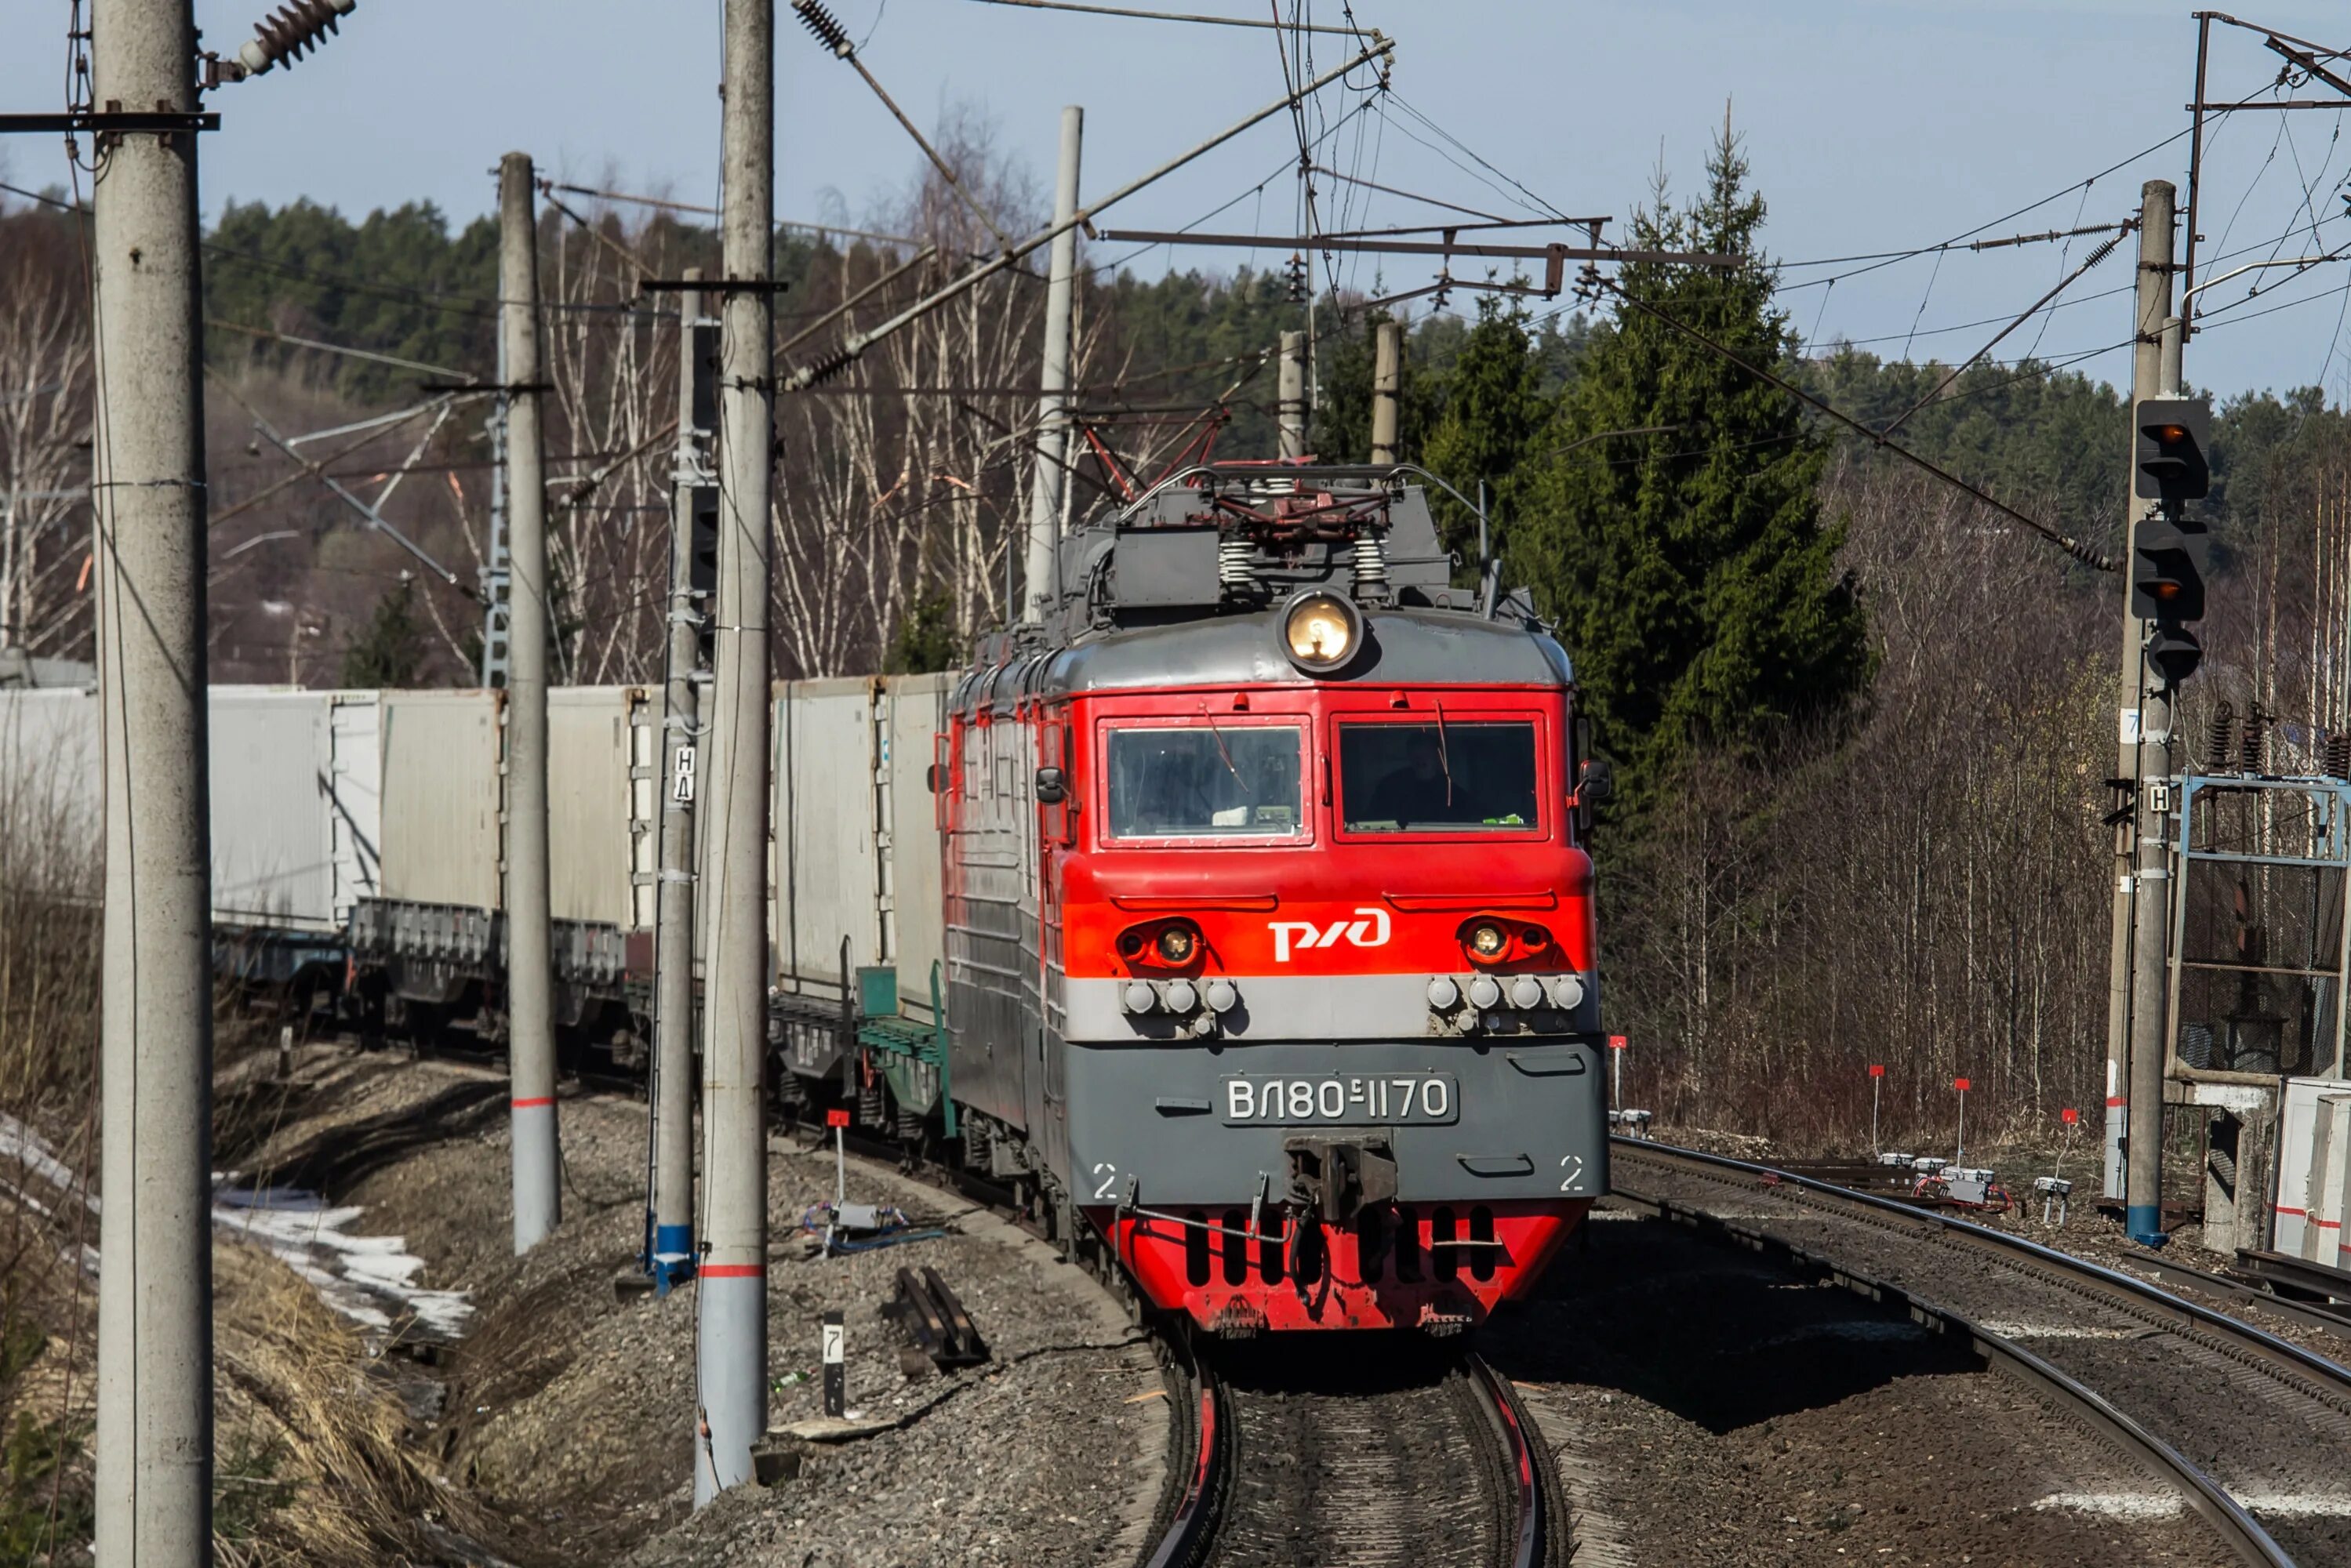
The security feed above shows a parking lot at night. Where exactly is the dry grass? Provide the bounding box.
[212,1241,492,1567]
[0,770,485,1565]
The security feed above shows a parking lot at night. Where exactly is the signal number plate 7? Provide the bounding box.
[1223,1073,1458,1126]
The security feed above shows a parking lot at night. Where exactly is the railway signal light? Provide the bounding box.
[2134,397,2210,504]
[2130,518,2209,623]
[2130,513,2208,687]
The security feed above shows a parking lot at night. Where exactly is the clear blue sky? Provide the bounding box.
[9,2,2351,400]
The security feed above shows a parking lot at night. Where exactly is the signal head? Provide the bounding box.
[2134,396,2211,503]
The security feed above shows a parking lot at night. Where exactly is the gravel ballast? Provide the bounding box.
[244,1047,1169,1567]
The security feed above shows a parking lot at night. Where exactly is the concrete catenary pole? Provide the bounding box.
[499,152,560,1253]
[91,2,214,1557]
[697,0,776,1504]
[2117,180,2178,1232]
[2126,296,2189,1247]
[1277,328,1306,459]
[1369,318,1401,464]
[649,270,714,1290]
[1022,105,1083,624]
[2104,180,2175,1203]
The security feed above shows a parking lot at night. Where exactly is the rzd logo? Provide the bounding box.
[1270,906,1391,962]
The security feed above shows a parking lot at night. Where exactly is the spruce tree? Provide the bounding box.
[1515,125,1870,805]
[1422,296,1550,564]
[340,580,428,688]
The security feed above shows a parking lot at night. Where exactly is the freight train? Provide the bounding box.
[0,462,1611,1333]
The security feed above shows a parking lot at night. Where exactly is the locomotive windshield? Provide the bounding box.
[1105,724,1303,840]
[1339,720,1539,833]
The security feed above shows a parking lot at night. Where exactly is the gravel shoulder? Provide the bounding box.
[240,1045,1169,1567]
[1479,1207,2235,1567]
[1612,1148,2351,1563]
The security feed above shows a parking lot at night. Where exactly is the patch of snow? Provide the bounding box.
[0,1112,470,1340]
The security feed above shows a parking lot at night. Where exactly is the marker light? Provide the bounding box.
[1427,976,1461,1011]
[1163,978,1198,1013]
[1121,982,1158,1013]
[1466,975,1503,1011]
[1549,974,1587,1011]
[1509,975,1546,1010]
[1280,590,1361,673]
[1205,978,1239,1013]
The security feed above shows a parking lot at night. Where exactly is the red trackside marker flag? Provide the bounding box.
[2062,1107,2079,1125]
[1869,1064,1885,1079]
[1954,1077,1971,1092]
[826,1109,849,1128]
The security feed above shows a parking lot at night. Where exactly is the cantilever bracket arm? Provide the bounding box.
[0,110,220,134]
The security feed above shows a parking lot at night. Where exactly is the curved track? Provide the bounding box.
[1613,1137,2351,1567]
[1139,1340,1555,1568]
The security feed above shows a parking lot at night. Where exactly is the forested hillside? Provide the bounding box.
[8,120,2351,1145]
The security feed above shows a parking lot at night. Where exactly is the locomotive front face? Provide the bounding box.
[1048,634,1607,1333]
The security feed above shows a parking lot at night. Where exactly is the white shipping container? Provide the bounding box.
[889,673,950,1022]
[0,688,102,860]
[209,688,343,930]
[774,677,886,1001]
[379,689,503,910]
[547,686,655,929]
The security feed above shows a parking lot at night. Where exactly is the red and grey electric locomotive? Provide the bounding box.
[935,462,1612,1334]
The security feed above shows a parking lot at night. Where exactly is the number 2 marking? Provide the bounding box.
[1092,1161,1119,1201]
[1559,1155,1585,1192]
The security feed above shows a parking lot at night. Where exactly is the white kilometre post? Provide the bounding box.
[1021,104,1083,624]
[499,151,561,1253]
[92,0,215,1557]
[696,0,776,1505]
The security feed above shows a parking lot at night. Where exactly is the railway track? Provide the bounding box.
[1142,1338,1557,1568]
[1613,1137,2351,1567]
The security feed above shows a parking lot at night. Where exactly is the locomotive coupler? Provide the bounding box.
[1283,1135,1398,1225]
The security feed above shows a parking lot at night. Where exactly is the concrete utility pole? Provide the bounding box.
[1021,104,1084,624]
[1277,328,1306,459]
[2105,181,2175,1204]
[499,152,560,1253]
[1369,318,1401,464]
[2117,181,2179,1232]
[2125,301,2191,1248]
[649,271,717,1291]
[697,0,776,1504]
[90,0,215,1559]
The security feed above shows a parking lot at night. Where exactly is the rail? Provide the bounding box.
[1612,1137,2301,1568]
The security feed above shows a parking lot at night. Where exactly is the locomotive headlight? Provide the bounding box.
[1279,590,1361,673]
[1155,924,1197,964]
[1466,922,1507,962]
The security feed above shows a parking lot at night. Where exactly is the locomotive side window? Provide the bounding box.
[1103,724,1303,841]
[1338,720,1539,833]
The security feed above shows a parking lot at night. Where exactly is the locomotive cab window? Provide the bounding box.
[1339,720,1539,833]
[1103,723,1304,841]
